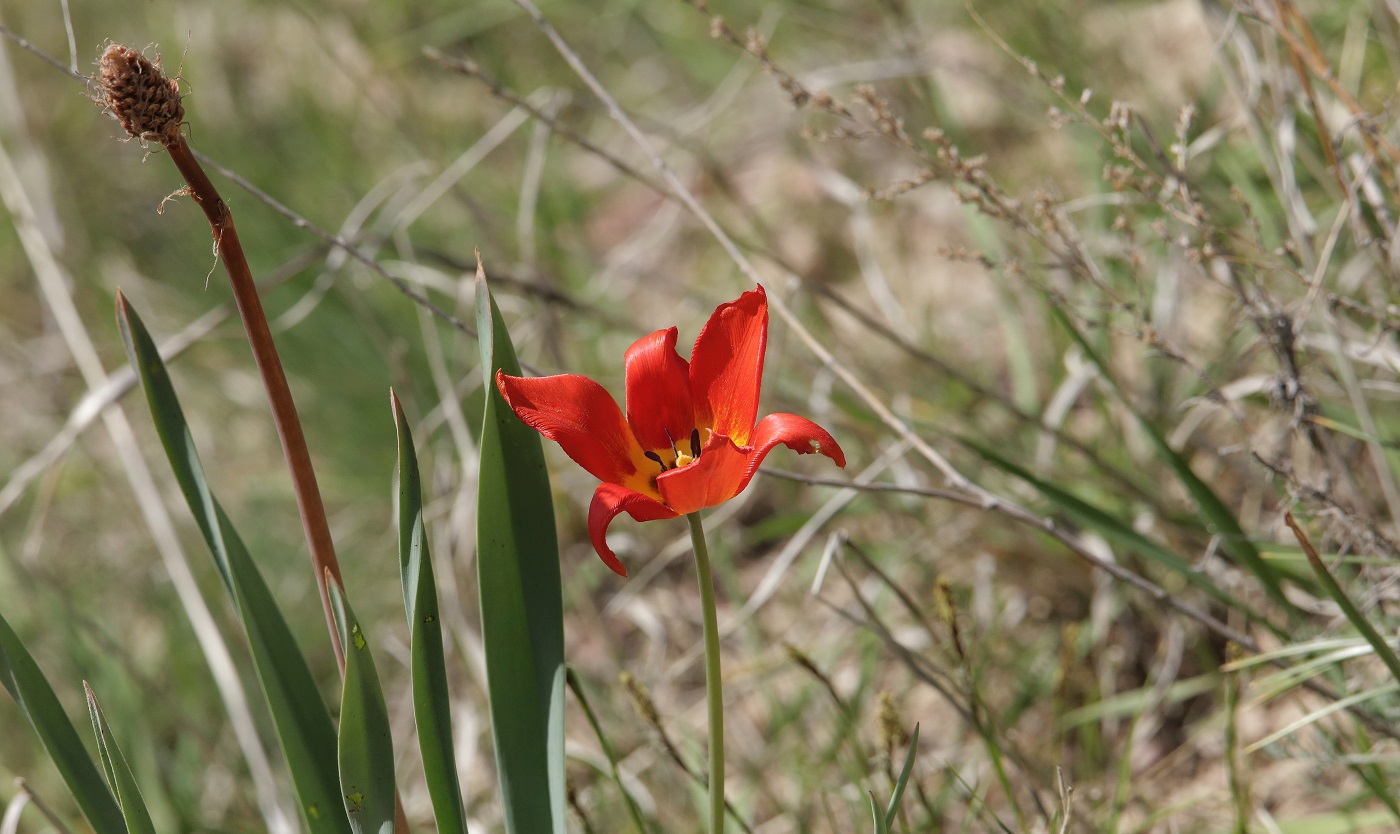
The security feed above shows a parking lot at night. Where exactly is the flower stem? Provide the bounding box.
[686,512,725,834]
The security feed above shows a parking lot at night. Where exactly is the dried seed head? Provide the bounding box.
[96,43,184,145]
[877,691,910,755]
[620,672,660,726]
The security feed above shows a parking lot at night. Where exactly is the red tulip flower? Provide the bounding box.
[495,286,846,576]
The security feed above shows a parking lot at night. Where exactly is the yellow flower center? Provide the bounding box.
[644,427,704,473]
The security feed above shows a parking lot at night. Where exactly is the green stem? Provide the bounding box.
[687,512,725,834]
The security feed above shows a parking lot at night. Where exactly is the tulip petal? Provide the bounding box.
[657,412,846,514]
[689,286,767,446]
[654,435,749,515]
[588,483,679,576]
[496,370,658,498]
[748,412,846,471]
[624,327,695,455]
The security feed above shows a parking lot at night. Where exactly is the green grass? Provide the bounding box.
[5,0,1400,831]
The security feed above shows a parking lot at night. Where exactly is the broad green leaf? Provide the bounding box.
[328,582,397,834]
[0,610,124,834]
[116,295,350,834]
[84,683,158,834]
[1048,305,1296,615]
[883,723,919,830]
[393,392,469,834]
[475,270,568,834]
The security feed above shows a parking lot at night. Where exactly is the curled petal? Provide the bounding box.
[624,327,695,453]
[689,286,767,445]
[656,413,846,514]
[655,434,749,515]
[496,370,657,498]
[588,483,679,576]
[747,413,846,474]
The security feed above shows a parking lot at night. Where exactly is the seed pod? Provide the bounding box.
[96,44,184,145]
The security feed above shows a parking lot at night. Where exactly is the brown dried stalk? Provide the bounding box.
[94,43,347,671]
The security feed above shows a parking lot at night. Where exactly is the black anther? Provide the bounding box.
[689,428,702,458]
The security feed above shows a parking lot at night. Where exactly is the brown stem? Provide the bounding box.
[164,135,346,672]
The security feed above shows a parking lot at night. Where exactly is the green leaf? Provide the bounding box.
[1048,305,1296,615]
[475,269,568,834]
[84,683,158,834]
[392,392,469,834]
[867,792,889,834]
[0,610,124,834]
[116,295,350,834]
[328,582,398,834]
[883,723,919,830]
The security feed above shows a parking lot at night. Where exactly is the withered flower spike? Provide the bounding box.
[96,43,184,146]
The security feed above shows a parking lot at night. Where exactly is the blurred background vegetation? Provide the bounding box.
[5,0,1400,830]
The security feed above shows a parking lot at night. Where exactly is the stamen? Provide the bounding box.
[663,427,680,458]
[643,450,667,470]
[690,428,702,458]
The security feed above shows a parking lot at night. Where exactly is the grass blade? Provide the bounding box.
[1048,305,1295,614]
[963,436,1274,630]
[1286,514,1400,686]
[475,264,568,834]
[328,582,398,834]
[1245,683,1400,753]
[566,668,650,834]
[883,722,919,830]
[0,610,124,834]
[392,392,469,834]
[83,683,158,834]
[116,294,350,833]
